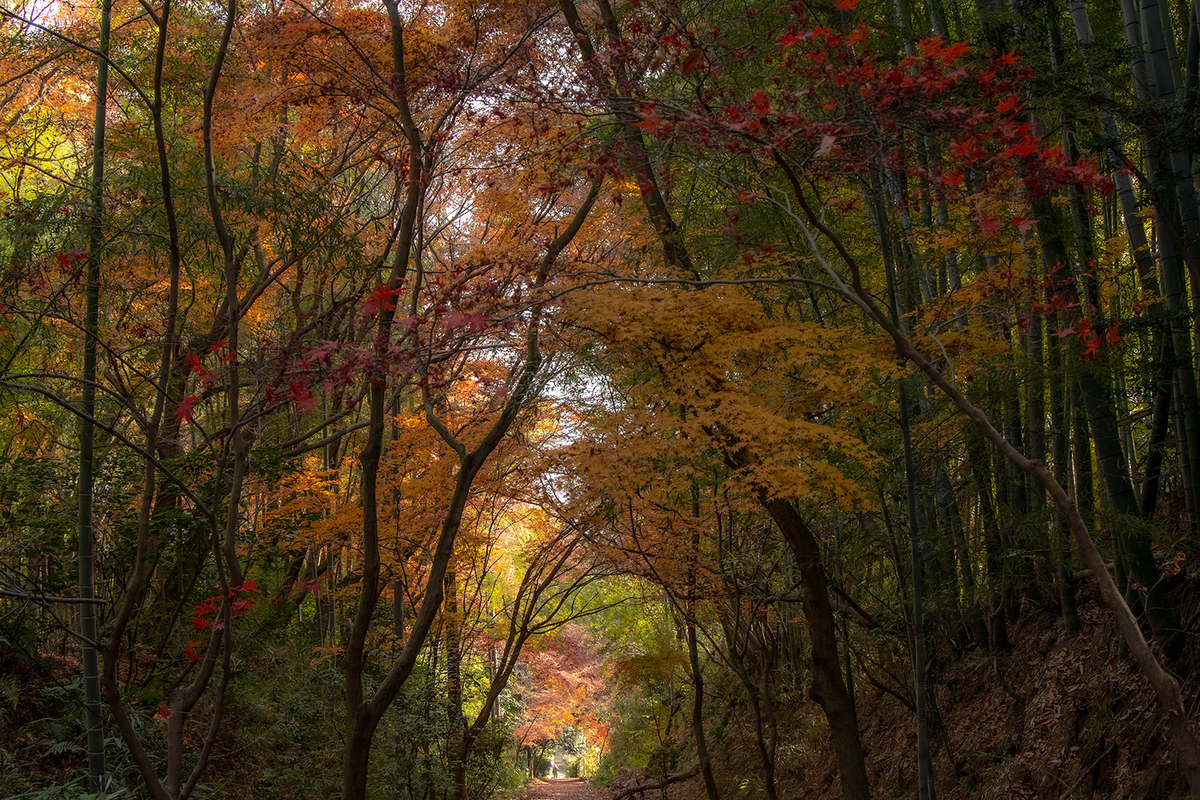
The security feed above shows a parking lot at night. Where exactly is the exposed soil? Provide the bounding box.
[521,778,604,800]
[657,572,1199,800]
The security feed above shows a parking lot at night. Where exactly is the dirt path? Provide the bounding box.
[520,778,604,800]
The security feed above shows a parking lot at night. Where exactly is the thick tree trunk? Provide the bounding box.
[1141,337,1176,518]
[747,689,779,800]
[554,5,871,792]
[761,498,872,800]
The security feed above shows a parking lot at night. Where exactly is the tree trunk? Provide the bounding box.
[900,386,937,800]
[966,435,1010,652]
[1036,195,1184,654]
[788,190,1200,793]
[688,624,721,800]
[444,556,464,795]
[1047,332,1081,635]
[760,498,872,800]
[689,482,721,800]
[78,0,111,788]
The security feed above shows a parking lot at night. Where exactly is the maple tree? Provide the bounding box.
[547,0,1200,795]
[3,0,604,793]
[3,0,1200,796]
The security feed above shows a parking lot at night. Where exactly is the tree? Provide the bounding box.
[560,3,1200,791]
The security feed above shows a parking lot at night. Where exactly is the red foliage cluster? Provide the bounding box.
[627,11,1111,204]
[189,580,261,634]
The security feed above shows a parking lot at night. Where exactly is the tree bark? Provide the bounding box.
[760,498,873,800]
[78,0,111,787]
[610,769,701,800]
[688,481,721,800]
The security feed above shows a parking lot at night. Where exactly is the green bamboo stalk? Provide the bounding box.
[78,0,111,791]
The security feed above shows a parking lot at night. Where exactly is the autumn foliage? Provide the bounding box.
[3,0,1200,796]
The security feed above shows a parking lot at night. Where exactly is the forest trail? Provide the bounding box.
[521,778,604,800]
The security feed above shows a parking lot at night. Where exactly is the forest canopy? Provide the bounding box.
[2,0,1200,796]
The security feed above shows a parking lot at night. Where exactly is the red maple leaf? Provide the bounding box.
[996,94,1020,114]
[54,246,86,269]
[948,137,984,162]
[940,40,972,63]
[1012,215,1035,236]
[1004,137,1040,159]
[306,340,339,365]
[444,309,488,332]
[174,395,198,424]
[187,353,217,388]
[289,384,319,412]
[974,215,1001,236]
[362,283,397,316]
[231,596,257,617]
[634,112,662,133]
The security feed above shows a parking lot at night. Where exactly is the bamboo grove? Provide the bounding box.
[1,0,1199,795]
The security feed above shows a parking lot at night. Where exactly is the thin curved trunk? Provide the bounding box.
[100,0,220,794]
[339,131,598,795]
